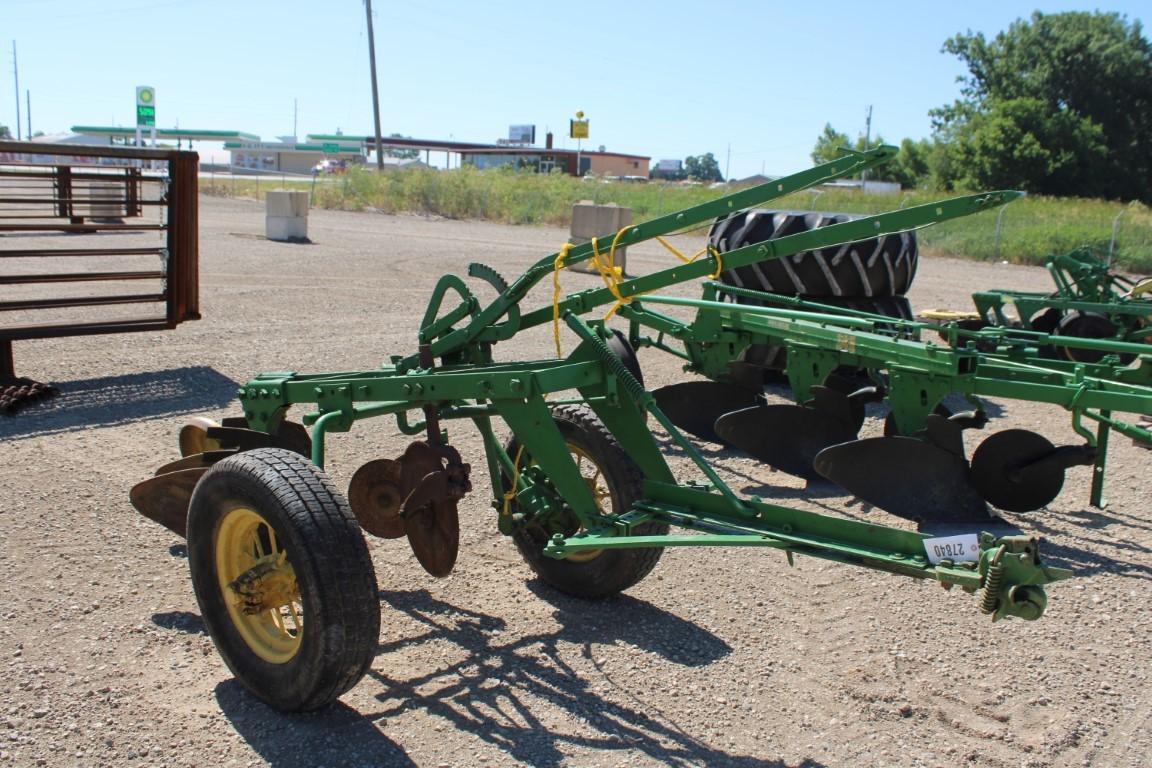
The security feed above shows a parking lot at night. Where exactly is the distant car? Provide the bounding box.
[312,159,345,175]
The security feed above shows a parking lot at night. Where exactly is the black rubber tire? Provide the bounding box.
[186,448,380,712]
[504,404,666,598]
[709,209,919,298]
[1055,310,1130,364]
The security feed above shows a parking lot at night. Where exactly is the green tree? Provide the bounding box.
[811,123,852,165]
[884,138,933,190]
[933,11,1152,200]
[0,125,11,140]
[684,152,723,182]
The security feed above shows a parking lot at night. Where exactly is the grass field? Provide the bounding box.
[201,166,1152,273]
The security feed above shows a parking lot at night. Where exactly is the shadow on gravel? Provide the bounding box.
[214,681,416,768]
[151,610,206,635]
[1022,507,1152,580]
[0,366,238,439]
[359,588,807,768]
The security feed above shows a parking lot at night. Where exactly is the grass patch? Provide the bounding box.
[201,167,1152,273]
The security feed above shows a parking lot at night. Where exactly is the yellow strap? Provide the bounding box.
[500,444,527,517]
[548,228,724,348]
[654,235,724,278]
[552,244,570,357]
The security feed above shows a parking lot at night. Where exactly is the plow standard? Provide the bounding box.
[131,147,1118,712]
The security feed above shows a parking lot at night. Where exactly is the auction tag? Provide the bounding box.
[923,533,980,564]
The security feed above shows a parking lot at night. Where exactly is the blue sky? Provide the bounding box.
[4,1,1148,179]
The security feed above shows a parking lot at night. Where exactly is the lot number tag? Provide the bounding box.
[923,533,980,564]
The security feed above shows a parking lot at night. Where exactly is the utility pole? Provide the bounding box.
[12,41,21,140]
[861,104,872,192]
[25,90,30,137]
[725,143,731,182]
[293,97,298,140]
[364,0,384,170]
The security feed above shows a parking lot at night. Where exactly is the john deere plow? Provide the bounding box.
[132,147,1079,712]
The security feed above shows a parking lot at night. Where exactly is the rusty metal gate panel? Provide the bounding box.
[0,140,200,380]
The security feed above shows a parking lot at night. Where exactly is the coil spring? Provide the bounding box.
[979,545,1006,615]
[563,314,651,408]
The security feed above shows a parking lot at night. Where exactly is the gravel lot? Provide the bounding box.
[1,195,1149,768]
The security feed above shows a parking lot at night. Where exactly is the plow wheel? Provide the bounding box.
[504,405,667,598]
[187,448,379,712]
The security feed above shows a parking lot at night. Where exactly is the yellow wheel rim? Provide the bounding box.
[523,442,612,561]
[215,506,303,664]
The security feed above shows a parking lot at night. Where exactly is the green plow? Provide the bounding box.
[131,147,1077,713]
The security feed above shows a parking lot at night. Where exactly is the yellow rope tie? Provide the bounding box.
[552,244,571,358]
[551,230,726,339]
[590,232,632,320]
[653,236,724,277]
[501,444,527,518]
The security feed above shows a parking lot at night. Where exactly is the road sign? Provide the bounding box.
[322,143,340,154]
[570,119,589,139]
[136,86,156,127]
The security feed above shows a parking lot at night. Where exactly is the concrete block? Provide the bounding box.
[266,215,308,241]
[265,189,310,217]
[568,201,631,274]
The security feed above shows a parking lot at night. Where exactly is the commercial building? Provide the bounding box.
[307,134,649,177]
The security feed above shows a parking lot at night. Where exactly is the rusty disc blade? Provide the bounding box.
[348,458,406,539]
[178,417,221,457]
[129,467,209,538]
[403,493,460,578]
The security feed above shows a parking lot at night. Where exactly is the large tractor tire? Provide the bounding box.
[709,209,919,298]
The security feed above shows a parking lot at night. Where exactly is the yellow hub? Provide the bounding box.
[562,444,609,563]
[215,506,303,664]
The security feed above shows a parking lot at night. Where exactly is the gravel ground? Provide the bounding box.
[1,195,1149,768]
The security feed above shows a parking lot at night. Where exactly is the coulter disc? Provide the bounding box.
[971,429,1064,512]
[347,458,406,539]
